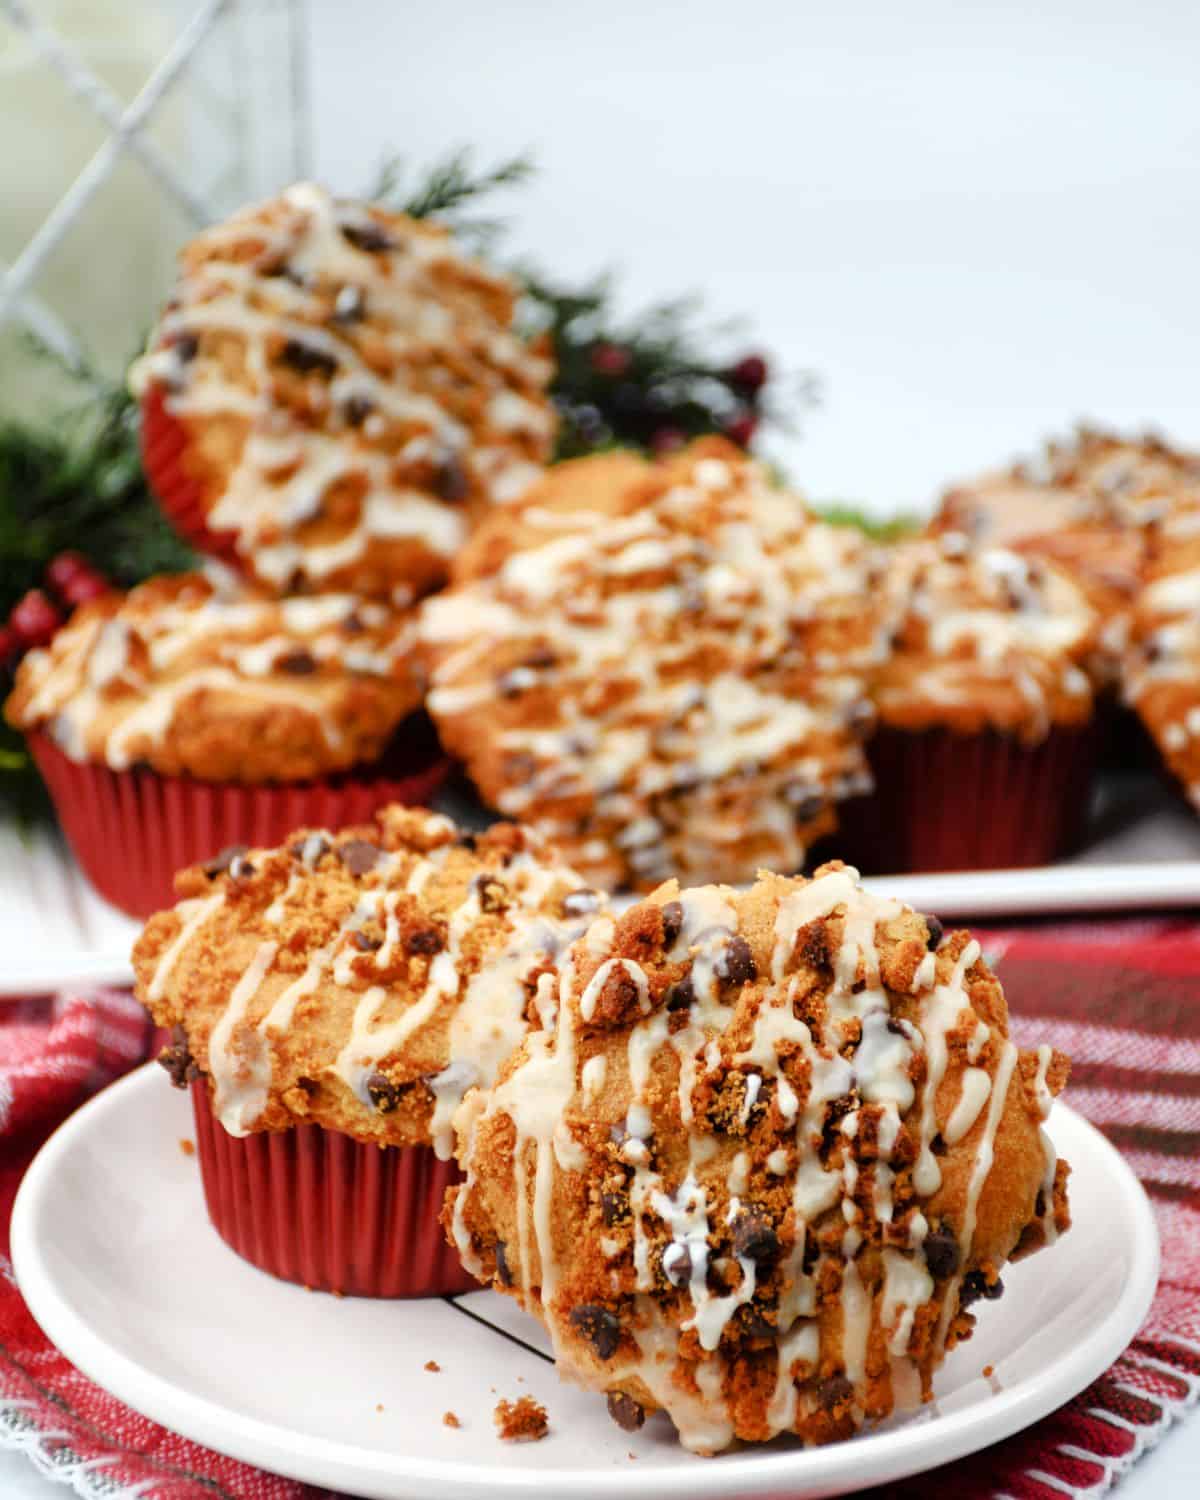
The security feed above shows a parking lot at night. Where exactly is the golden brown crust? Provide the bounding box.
[130,183,556,599]
[873,536,1097,743]
[420,438,888,890]
[132,804,602,1148]
[4,571,423,782]
[445,861,1069,1453]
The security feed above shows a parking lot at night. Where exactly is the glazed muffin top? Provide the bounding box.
[874,536,1098,742]
[130,183,556,601]
[447,862,1069,1453]
[419,438,889,891]
[132,805,604,1152]
[4,570,423,783]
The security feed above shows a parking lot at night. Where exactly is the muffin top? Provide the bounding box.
[874,536,1097,742]
[1040,426,1200,533]
[4,570,423,783]
[132,805,604,1152]
[419,439,888,890]
[130,183,556,600]
[447,862,1069,1453]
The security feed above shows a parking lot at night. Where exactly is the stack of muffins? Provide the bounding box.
[2,181,1136,1455]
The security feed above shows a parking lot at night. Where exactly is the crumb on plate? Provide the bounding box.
[494,1395,548,1442]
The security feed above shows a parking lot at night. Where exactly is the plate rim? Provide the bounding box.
[11,1064,1161,1500]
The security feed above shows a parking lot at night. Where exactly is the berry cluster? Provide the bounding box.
[0,553,109,673]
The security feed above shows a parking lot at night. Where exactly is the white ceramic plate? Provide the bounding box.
[11,1065,1158,1500]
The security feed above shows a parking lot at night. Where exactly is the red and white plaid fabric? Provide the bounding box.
[0,919,1197,1500]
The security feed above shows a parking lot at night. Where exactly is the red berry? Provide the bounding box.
[45,551,90,594]
[591,342,631,377]
[0,627,18,670]
[724,411,759,448]
[650,426,686,456]
[728,354,768,395]
[9,590,63,650]
[62,572,112,608]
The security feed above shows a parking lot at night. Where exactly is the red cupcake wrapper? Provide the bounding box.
[190,1082,478,1297]
[836,721,1099,875]
[28,729,451,920]
[140,384,241,564]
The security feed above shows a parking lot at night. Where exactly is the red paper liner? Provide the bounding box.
[190,1082,478,1297]
[28,728,451,920]
[834,721,1099,875]
[140,384,241,564]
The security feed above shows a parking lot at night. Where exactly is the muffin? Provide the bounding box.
[4,569,442,916]
[1122,536,1200,808]
[132,804,605,1296]
[131,182,556,601]
[846,535,1100,872]
[446,862,1070,1452]
[420,438,889,891]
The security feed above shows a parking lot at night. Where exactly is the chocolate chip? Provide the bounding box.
[366,1072,404,1113]
[600,1191,626,1227]
[343,393,374,427]
[666,975,695,1011]
[717,935,757,986]
[340,219,395,253]
[157,1025,199,1089]
[339,839,383,876]
[931,1132,946,1157]
[845,698,875,738]
[495,1240,513,1286]
[277,648,317,675]
[817,1374,854,1411]
[475,875,509,913]
[960,1270,1004,1307]
[280,338,338,377]
[731,1211,780,1265]
[606,1392,645,1432]
[434,454,469,503]
[332,284,366,323]
[173,332,198,362]
[352,931,381,952]
[406,926,444,956]
[1035,1189,1047,1218]
[569,1304,621,1360]
[522,646,557,670]
[741,1304,776,1339]
[925,914,944,951]
[456,831,478,850]
[661,1243,692,1287]
[922,1226,960,1280]
[660,900,684,947]
[561,888,601,918]
[202,844,249,880]
[785,782,825,821]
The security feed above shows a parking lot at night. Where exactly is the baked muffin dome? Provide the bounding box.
[446,862,1070,1453]
[131,805,604,1153]
[420,438,888,891]
[875,536,1098,743]
[131,183,556,600]
[4,570,423,783]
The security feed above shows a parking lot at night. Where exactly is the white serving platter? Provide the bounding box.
[2,772,1199,997]
[11,1066,1157,1500]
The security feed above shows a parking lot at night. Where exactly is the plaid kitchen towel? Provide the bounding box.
[0,918,1196,1500]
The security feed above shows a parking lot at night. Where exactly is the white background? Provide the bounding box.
[310,0,1200,518]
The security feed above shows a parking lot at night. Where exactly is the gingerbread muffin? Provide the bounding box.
[132,804,605,1296]
[1122,537,1200,809]
[420,438,888,891]
[131,182,556,600]
[446,862,1070,1453]
[4,570,440,916]
[845,535,1099,872]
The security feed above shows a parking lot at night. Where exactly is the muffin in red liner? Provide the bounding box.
[838,721,1099,873]
[5,570,436,917]
[133,806,608,1298]
[26,725,448,918]
[846,535,1101,874]
[190,1080,475,1296]
[131,182,556,601]
[139,384,239,565]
